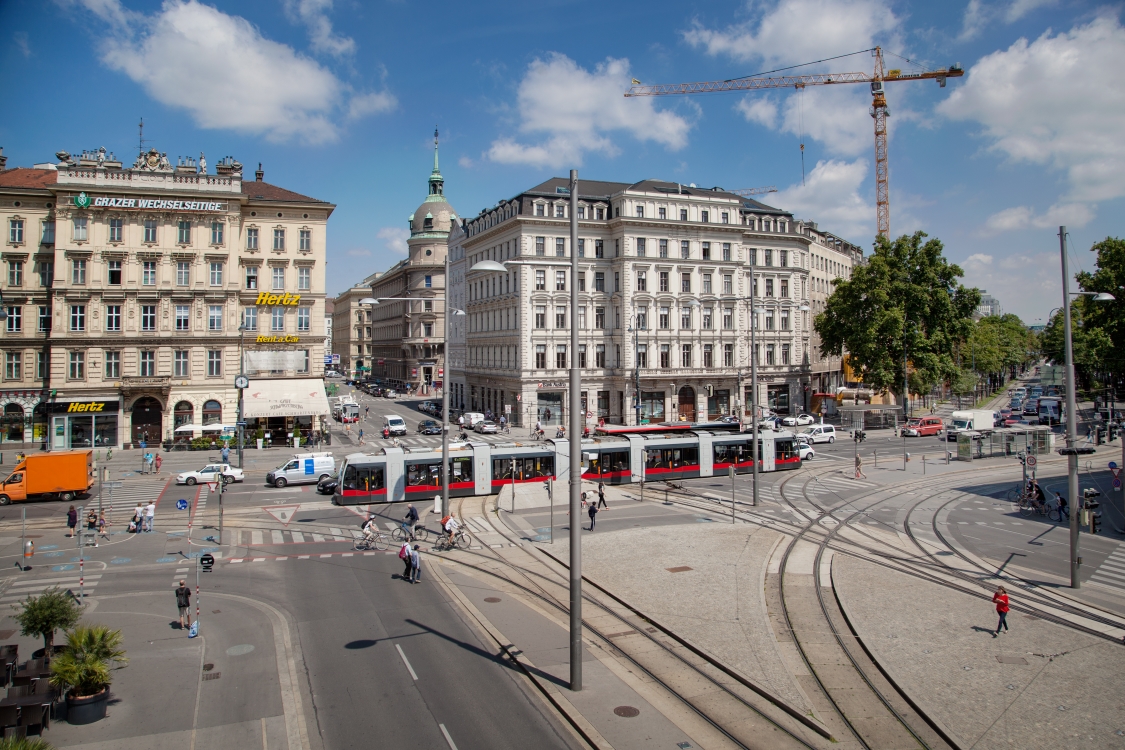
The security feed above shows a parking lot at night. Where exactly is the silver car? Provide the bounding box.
[474,420,499,434]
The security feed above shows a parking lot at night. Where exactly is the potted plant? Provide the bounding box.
[49,625,127,724]
[0,737,56,749]
[13,588,81,654]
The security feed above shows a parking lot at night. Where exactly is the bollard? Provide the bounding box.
[923,455,926,474]
[874,449,877,468]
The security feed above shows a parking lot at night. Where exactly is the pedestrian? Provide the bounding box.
[580,490,588,509]
[993,586,1009,636]
[85,509,97,539]
[409,545,422,583]
[133,503,144,533]
[221,445,230,464]
[588,502,598,530]
[154,454,162,474]
[854,454,866,479]
[97,510,108,540]
[176,580,192,629]
[144,501,156,532]
[399,541,413,580]
[1054,491,1069,521]
[597,482,607,509]
[365,405,370,419]
[359,428,365,445]
[66,505,77,537]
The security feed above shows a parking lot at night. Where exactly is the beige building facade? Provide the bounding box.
[0,146,333,449]
[805,224,863,394]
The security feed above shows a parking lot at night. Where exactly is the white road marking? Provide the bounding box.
[440,724,458,750]
[396,644,419,680]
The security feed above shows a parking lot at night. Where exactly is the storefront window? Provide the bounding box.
[640,392,665,423]
[202,400,222,425]
[174,401,194,443]
[536,392,563,426]
[767,385,790,415]
[708,389,730,420]
[3,404,25,443]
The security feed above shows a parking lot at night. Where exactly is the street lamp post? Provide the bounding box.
[627,317,642,426]
[567,169,582,692]
[237,324,246,470]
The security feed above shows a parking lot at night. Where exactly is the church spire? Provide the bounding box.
[427,126,444,198]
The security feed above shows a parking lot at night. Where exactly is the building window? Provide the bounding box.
[108,218,122,243]
[298,307,310,332]
[654,239,665,258]
[781,309,790,330]
[782,343,791,364]
[764,249,773,267]
[8,219,25,245]
[680,343,691,367]
[245,266,258,290]
[681,306,692,329]
[555,270,566,291]
[635,205,645,218]
[702,307,713,329]
[636,344,648,368]
[634,237,646,257]
[721,212,729,224]
[8,259,23,286]
[534,305,546,329]
[555,345,567,369]
[41,220,55,244]
[577,206,586,219]
[70,304,85,332]
[143,219,157,243]
[703,344,713,368]
[595,306,606,329]
[636,306,647,329]
[554,204,565,218]
[702,241,711,260]
[142,261,157,286]
[210,221,224,245]
[657,207,666,220]
[247,227,259,250]
[723,343,734,367]
[678,209,687,221]
[68,351,85,380]
[423,299,433,312]
[272,266,285,290]
[535,344,546,368]
[594,272,605,292]
[177,220,191,244]
[104,351,120,379]
[659,306,670,329]
[596,207,605,220]
[298,266,311,291]
[242,307,257,331]
[535,270,546,290]
[421,321,433,337]
[174,350,189,377]
[104,259,121,285]
[298,349,310,373]
[424,275,432,288]
[139,304,157,331]
[555,305,566,328]
[139,348,155,376]
[780,249,789,267]
[578,272,585,291]
[4,352,20,381]
[208,305,223,332]
[681,272,691,293]
[36,351,45,379]
[701,210,709,223]
[765,279,774,297]
[723,274,733,295]
[703,273,712,294]
[781,279,789,298]
[72,259,86,285]
[106,305,122,332]
[210,262,223,286]
[38,306,49,333]
[658,343,669,368]
[272,307,285,332]
[749,248,757,266]
[659,271,669,292]
[636,271,646,291]
[556,237,565,256]
[595,240,604,259]
[300,229,311,251]
[73,217,88,242]
[722,243,731,261]
[173,304,189,332]
[765,311,775,330]
[535,236,545,256]
[5,306,20,333]
[273,228,285,251]
[207,350,222,377]
[577,239,585,257]
[723,307,734,330]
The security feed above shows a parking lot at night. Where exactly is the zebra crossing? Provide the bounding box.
[232,526,360,546]
[95,479,166,514]
[1,573,102,605]
[1090,545,1125,589]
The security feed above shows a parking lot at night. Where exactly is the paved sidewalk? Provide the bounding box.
[833,553,1125,750]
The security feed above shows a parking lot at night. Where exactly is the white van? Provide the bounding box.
[462,412,486,429]
[801,424,837,444]
[267,453,335,488]
[384,415,407,436]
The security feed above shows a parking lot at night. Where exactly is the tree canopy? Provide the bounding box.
[814,231,980,400]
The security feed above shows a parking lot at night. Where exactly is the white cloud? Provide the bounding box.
[983,202,1095,234]
[1004,0,1055,24]
[964,252,993,270]
[957,0,988,42]
[377,227,409,255]
[73,0,393,143]
[958,0,1058,42]
[485,54,692,169]
[735,97,777,129]
[683,0,900,67]
[13,32,31,57]
[283,0,355,58]
[772,158,874,241]
[940,16,1125,206]
[736,86,873,157]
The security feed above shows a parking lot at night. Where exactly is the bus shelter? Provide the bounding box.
[957,426,1052,461]
[837,404,904,432]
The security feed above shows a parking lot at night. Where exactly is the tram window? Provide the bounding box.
[492,459,513,480]
[343,465,385,492]
[451,457,473,482]
[645,447,699,469]
[776,439,797,461]
[589,451,628,475]
[407,463,441,487]
[506,456,554,479]
[715,441,755,463]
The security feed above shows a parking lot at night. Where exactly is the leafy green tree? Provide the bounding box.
[1071,237,1125,382]
[1040,304,1114,390]
[815,231,980,405]
[13,588,82,651]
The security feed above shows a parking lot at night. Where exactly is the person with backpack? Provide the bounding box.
[399,541,413,580]
[588,501,599,530]
[176,580,192,629]
[409,545,422,583]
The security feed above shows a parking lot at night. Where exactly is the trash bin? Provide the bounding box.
[256,438,264,450]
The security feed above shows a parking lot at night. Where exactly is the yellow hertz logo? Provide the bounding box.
[255,292,302,306]
[256,335,300,343]
[67,402,106,413]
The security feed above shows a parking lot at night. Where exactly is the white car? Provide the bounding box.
[176,463,244,486]
[798,443,815,461]
[795,413,817,426]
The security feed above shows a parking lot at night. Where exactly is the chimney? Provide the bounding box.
[255,162,264,182]
[0,147,6,170]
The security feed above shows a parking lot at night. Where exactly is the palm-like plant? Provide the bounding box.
[49,624,128,699]
[0,738,55,749]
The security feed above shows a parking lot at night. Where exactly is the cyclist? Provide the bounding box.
[442,514,461,547]
[555,425,566,439]
[534,419,544,439]
[361,514,380,544]
[402,504,419,540]
[1030,480,1047,512]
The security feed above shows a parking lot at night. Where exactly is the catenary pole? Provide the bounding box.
[750,267,759,507]
[1060,227,1081,588]
[442,251,451,518]
[568,170,582,691]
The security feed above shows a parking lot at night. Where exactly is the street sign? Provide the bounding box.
[1110,461,1118,469]
[1026,455,1037,467]
[176,499,189,511]
[236,421,247,427]
[1114,478,1122,489]
[206,483,218,493]
[200,553,215,572]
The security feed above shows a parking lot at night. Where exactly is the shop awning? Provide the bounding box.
[243,379,330,419]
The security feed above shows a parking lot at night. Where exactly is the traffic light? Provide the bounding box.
[1092,512,1103,535]
[1083,489,1101,534]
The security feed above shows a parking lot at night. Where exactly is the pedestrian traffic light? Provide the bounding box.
[1092,512,1102,535]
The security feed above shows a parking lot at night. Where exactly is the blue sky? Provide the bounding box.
[2,0,1122,323]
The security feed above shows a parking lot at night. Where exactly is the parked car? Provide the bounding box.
[417,419,442,435]
[176,463,244,486]
[474,420,499,434]
[902,416,944,437]
[419,402,436,414]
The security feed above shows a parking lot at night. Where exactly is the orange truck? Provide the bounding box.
[0,450,95,505]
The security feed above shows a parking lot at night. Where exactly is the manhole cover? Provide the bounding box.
[613,706,640,718]
[202,672,221,681]
[665,566,693,573]
[202,663,214,672]
[484,597,501,603]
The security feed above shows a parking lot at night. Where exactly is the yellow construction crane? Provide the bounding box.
[625,47,963,238]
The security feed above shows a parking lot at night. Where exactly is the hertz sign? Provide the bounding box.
[67,402,108,413]
[255,292,302,306]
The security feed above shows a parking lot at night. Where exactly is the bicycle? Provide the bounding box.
[434,529,470,551]
[353,532,390,551]
[392,524,431,543]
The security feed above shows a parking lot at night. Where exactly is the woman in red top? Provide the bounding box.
[993,586,1009,636]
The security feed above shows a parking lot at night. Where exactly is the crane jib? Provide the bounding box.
[624,68,963,97]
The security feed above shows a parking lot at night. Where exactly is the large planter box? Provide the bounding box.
[66,689,109,724]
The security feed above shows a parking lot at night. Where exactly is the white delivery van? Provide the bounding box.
[384,415,407,436]
[266,453,336,487]
[801,424,837,444]
[947,410,996,441]
[462,412,486,429]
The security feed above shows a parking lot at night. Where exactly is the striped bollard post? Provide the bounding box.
[79,554,84,601]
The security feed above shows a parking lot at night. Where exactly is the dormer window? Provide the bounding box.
[555,204,565,218]
[535,203,545,217]
[424,212,433,230]
[577,206,586,219]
